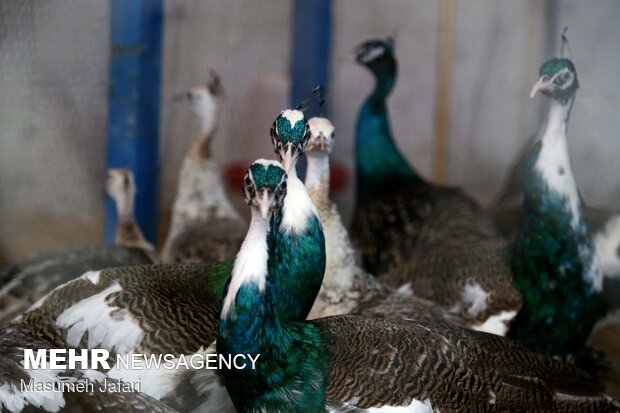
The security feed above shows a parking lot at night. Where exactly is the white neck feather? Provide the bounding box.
[113,191,135,220]
[305,153,330,205]
[195,94,219,137]
[535,99,581,229]
[221,209,270,319]
[281,161,318,235]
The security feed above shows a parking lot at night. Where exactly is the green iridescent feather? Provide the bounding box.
[508,142,605,359]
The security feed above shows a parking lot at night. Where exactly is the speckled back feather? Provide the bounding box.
[0,245,154,325]
[379,240,522,325]
[15,263,226,355]
[164,218,245,264]
[352,182,498,276]
[317,315,620,412]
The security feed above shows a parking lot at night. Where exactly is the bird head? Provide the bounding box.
[243,159,288,219]
[530,58,579,104]
[352,37,396,76]
[174,70,223,131]
[270,109,310,172]
[306,117,335,155]
[105,168,136,215]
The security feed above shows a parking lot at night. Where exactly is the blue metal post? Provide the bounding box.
[105,0,163,244]
[291,0,332,116]
[291,0,332,179]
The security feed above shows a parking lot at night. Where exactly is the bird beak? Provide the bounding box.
[256,189,272,219]
[529,77,548,99]
[279,143,296,172]
[318,134,326,151]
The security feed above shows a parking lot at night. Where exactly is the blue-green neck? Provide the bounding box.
[355,66,421,203]
[218,278,328,412]
[218,215,328,412]
[268,200,325,321]
[509,96,604,357]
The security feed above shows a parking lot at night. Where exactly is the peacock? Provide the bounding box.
[351,37,497,260]
[162,70,246,264]
[0,168,156,325]
[508,45,607,361]
[349,37,521,333]
[218,149,620,413]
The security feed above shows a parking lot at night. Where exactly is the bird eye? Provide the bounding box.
[561,72,571,80]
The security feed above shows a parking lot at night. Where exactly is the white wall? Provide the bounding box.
[0,1,110,261]
[554,0,620,207]
[1,0,619,262]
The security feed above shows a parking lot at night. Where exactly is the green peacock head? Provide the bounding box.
[270,109,310,172]
[243,159,288,219]
[530,58,579,104]
[353,37,396,76]
[306,117,335,155]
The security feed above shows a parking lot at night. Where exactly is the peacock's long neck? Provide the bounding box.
[269,160,326,322]
[189,112,218,160]
[114,197,150,249]
[523,97,581,231]
[305,153,330,210]
[510,95,605,356]
[355,72,420,203]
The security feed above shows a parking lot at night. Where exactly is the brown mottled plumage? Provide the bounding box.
[352,288,466,326]
[15,264,220,355]
[0,328,177,413]
[379,240,522,326]
[352,184,497,275]
[352,183,521,332]
[164,218,246,264]
[318,315,620,412]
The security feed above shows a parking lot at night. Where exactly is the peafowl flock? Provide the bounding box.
[1,21,620,413]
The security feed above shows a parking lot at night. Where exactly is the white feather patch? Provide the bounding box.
[0,361,69,413]
[461,283,489,318]
[359,46,385,64]
[472,310,517,336]
[581,245,604,292]
[535,101,580,229]
[221,212,270,319]
[280,109,304,126]
[82,270,102,285]
[18,271,103,318]
[281,172,318,235]
[56,282,144,354]
[330,397,434,412]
